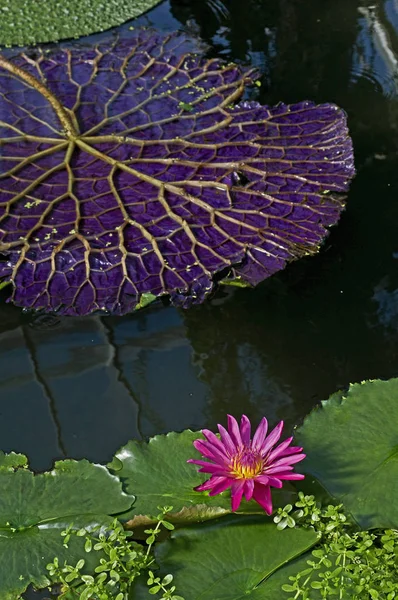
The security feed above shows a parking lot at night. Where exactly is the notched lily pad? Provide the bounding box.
[0,456,134,598]
[0,29,355,315]
[110,430,234,523]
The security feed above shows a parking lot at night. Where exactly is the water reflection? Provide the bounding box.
[0,298,209,470]
[355,4,398,96]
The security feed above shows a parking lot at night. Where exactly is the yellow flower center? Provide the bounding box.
[230,449,264,479]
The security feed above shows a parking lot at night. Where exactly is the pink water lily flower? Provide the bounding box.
[188,414,306,514]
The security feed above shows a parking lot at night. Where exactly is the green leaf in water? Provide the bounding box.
[0,280,10,291]
[0,0,163,46]
[296,378,398,528]
[133,515,319,599]
[0,458,134,598]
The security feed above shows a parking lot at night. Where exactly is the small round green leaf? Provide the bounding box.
[296,378,398,528]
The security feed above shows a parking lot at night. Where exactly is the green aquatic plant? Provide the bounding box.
[0,379,398,598]
[0,0,163,46]
[46,509,183,600]
[277,493,398,599]
[0,455,134,599]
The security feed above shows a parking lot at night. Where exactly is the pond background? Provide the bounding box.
[1,0,398,518]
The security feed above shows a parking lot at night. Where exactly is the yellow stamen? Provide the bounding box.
[230,451,264,479]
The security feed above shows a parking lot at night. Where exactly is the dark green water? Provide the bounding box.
[1,2,398,593]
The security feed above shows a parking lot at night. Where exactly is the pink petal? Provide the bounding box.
[240,415,251,445]
[265,464,294,475]
[187,459,228,475]
[244,478,254,501]
[227,414,243,448]
[260,421,284,456]
[274,473,305,481]
[193,439,229,465]
[194,475,226,492]
[208,477,233,496]
[268,445,304,464]
[267,477,283,488]
[255,474,283,488]
[230,479,245,511]
[269,453,306,469]
[252,417,268,452]
[253,474,269,486]
[266,437,294,462]
[218,424,238,455]
[202,429,229,457]
[253,484,273,514]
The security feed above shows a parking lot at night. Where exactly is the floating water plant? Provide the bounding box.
[0,29,355,316]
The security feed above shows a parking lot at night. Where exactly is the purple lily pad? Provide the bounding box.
[0,29,355,316]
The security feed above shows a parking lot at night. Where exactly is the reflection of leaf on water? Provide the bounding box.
[373,276,398,331]
[0,304,202,465]
[183,299,295,428]
[355,5,398,97]
[0,29,354,316]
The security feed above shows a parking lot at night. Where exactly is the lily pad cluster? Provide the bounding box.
[2,378,398,598]
[0,29,355,315]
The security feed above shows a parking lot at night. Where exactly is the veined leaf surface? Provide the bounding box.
[0,29,355,315]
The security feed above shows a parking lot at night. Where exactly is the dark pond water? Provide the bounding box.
[3,0,398,595]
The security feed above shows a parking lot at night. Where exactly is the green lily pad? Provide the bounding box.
[133,515,319,599]
[296,378,398,528]
[0,0,163,47]
[110,431,288,526]
[0,457,134,598]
